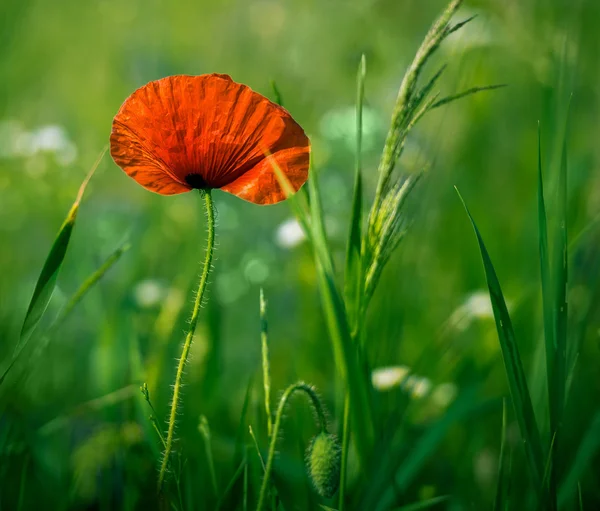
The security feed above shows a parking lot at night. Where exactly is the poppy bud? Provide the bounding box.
[306,431,341,499]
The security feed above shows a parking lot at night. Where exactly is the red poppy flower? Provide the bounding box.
[110,74,310,205]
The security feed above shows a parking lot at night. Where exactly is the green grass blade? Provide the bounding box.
[553,114,569,424]
[273,158,375,466]
[429,84,507,110]
[215,458,246,511]
[1,148,105,385]
[537,123,558,508]
[55,241,131,328]
[493,398,508,511]
[375,389,484,510]
[234,377,253,466]
[456,188,544,490]
[558,412,600,507]
[270,79,283,107]
[344,53,366,335]
[199,415,219,498]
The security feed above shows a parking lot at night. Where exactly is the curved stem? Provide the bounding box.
[256,382,327,511]
[158,190,215,491]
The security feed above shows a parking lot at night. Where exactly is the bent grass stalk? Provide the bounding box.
[256,382,327,511]
[158,189,216,491]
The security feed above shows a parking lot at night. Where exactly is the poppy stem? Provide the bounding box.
[256,382,327,511]
[158,189,216,492]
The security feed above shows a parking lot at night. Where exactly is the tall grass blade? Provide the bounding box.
[56,241,131,327]
[456,188,545,490]
[273,160,375,466]
[493,398,508,511]
[344,54,366,334]
[1,148,106,385]
[374,388,484,510]
[553,113,569,427]
[215,458,246,511]
[558,412,600,507]
[199,415,219,498]
[234,377,253,466]
[537,123,558,508]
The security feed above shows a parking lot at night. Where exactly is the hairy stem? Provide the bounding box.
[256,382,327,511]
[158,190,216,491]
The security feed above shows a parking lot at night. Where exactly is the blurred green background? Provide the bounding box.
[1,0,599,509]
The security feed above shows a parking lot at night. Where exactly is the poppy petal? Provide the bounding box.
[110,120,191,195]
[110,74,309,203]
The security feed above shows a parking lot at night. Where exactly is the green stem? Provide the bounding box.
[158,189,216,491]
[260,289,273,437]
[338,393,350,511]
[256,382,327,511]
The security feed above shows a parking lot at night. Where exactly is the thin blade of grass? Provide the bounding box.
[430,84,507,110]
[456,188,545,490]
[215,458,246,511]
[493,398,508,511]
[375,389,485,510]
[344,53,366,334]
[273,159,375,467]
[0,149,106,385]
[37,383,138,436]
[270,80,283,107]
[55,241,131,328]
[553,110,569,425]
[558,412,600,507]
[538,123,558,509]
[234,377,253,467]
[199,415,219,498]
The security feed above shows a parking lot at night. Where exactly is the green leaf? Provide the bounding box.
[344,54,366,335]
[1,148,106,385]
[456,188,545,490]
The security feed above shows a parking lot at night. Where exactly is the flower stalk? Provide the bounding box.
[256,382,327,511]
[158,189,216,491]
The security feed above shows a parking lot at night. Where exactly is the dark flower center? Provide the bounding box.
[185,173,208,189]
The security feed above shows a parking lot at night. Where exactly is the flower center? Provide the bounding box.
[185,173,208,189]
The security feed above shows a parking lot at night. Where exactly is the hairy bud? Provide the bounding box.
[306,432,341,498]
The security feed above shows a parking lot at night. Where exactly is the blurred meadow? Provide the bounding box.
[1,0,600,509]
